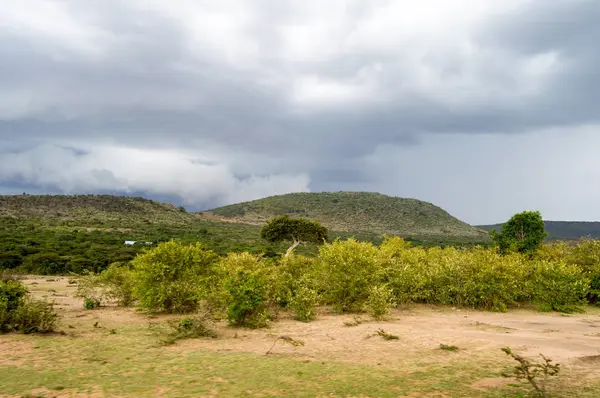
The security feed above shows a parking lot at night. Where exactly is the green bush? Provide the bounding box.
[131,241,219,313]
[84,297,100,310]
[317,239,381,312]
[221,252,275,328]
[531,260,589,313]
[288,284,319,322]
[365,284,395,319]
[0,279,58,334]
[561,239,600,305]
[99,262,136,306]
[74,270,104,307]
[11,298,58,334]
[275,254,319,321]
[0,280,28,312]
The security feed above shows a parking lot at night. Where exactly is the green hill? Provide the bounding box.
[0,193,490,274]
[0,194,194,226]
[477,221,600,241]
[208,191,489,241]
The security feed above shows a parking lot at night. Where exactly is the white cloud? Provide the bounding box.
[0,144,310,207]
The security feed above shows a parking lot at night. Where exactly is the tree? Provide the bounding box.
[260,215,328,257]
[491,211,547,254]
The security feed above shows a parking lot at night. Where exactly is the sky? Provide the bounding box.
[1,0,599,225]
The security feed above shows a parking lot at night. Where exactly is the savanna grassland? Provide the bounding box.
[2,194,600,397]
[2,274,600,398]
[2,235,600,397]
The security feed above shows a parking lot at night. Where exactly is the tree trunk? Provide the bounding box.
[284,238,301,257]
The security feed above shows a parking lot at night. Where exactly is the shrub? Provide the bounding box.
[84,297,100,310]
[317,239,381,312]
[561,239,600,304]
[365,284,395,319]
[153,314,218,346]
[99,262,136,306]
[11,298,58,334]
[220,252,275,328]
[502,347,560,397]
[74,270,104,307]
[131,241,219,313]
[288,284,319,322]
[379,240,527,312]
[0,280,28,313]
[276,254,319,321]
[0,279,58,334]
[530,260,589,313]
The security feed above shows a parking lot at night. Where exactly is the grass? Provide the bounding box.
[3,326,599,397]
[440,344,460,351]
[0,325,507,397]
[3,277,600,397]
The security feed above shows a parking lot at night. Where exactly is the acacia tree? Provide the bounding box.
[491,210,547,254]
[260,215,328,257]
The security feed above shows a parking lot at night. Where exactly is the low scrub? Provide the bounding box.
[151,314,218,346]
[220,252,276,328]
[0,279,58,334]
[131,241,219,313]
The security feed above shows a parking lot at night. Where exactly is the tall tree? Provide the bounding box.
[491,210,547,254]
[260,215,328,257]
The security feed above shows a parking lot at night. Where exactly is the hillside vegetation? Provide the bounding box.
[0,194,194,226]
[478,221,600,241]
[1,193,490,275]
[209,191,489,240]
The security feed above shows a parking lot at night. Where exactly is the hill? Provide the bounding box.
[207,191,489,241]
[0,194,195,226]
[477,221,600,240]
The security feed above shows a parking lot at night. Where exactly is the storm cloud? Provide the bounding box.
[1,0,599,223]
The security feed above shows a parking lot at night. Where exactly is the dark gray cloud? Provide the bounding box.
[1,0,599,223]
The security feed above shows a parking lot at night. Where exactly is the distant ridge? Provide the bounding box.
[207,191,489,240]
[477,221,600,240]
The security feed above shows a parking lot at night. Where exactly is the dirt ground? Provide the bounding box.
[20,276,600,366]
[5,275,600,396]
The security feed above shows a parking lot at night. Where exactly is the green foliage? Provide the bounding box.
[220,252,275,328]
[365,284,395,319]
[0,279,58,334]
[288,285,319,322]
[74,271,104,307]
[213,191,489,242]
[502,347,560,397]
[491,211,547,254]
[84,297,100,310]
[530,260,589,313]
[10,298,58,334]
[317,239,381,312]
[260,215,328,256]
[439,344,459,351]
[152,314,218,346]
[0,194,491,276]
[99,262,136,306]
[276,254,319,321]
[131,241,219,313]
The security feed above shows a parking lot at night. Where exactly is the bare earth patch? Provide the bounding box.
[3,277,600,396]
[0,340,33,366]
[168,306,600,370]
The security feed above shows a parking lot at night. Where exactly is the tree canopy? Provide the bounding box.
[491,210,547,254]
[260,215,328,257]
